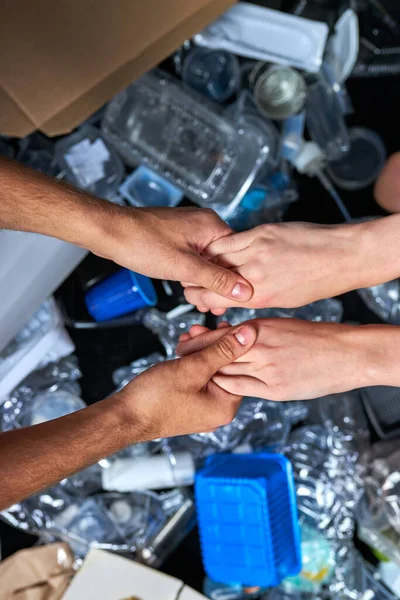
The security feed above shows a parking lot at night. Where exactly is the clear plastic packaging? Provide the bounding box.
[112,352,165,389]
[285,425,364,541]
[306,73,350,161]
[1,356,82,432]
[102,71,269,213]
[143,308,206,358]
[119,165,183,208]
[168,397,292,458]
[136,492,196,568]
[358,279,400,324]
[217,299,343,327]
[182,48,240,102]
[25,390,86,426]
[225,90,280,169]
[55,125,124,200]
[327,128,386,191]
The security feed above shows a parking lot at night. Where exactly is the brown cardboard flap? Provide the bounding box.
[0,0,234,137]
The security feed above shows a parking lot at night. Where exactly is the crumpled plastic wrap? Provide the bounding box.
[217,298,343,327]
[112,352,165,389]
[328,543,397,600]
[0,297,74,393]
[307,392,370,455]
[285,425,364,541]
[359,442,400,536]
[0,356,82,431]
[143,307,206,358]
[263,544,397,599]
[358,279,400,324]
[167,397,306,458]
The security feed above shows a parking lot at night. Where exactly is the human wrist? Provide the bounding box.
[110,379,154,444]
[326,222,373,292]
[79,201,141,263]
[354,216,400,288]
[359,324,400,387]
[336,324,400,389]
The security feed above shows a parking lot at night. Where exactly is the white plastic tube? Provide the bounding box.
[102,452,195,492]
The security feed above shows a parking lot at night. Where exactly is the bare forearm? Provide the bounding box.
[0,392,136,510]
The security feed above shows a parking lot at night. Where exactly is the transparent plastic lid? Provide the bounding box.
[327,127,386,191]
[102,71,269,210]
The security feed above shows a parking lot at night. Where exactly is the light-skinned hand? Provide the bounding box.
[177,319,385,401]
[183,221,371,315]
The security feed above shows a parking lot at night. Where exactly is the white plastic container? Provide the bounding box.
[194,3,329,73]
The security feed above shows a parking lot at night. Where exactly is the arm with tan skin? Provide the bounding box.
[183,217,400,314]
[0,325,256,510]
[177,320,400,401]
[0,157,253,302]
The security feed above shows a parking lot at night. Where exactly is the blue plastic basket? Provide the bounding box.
[195,453,301,588]
[85,268,157,322]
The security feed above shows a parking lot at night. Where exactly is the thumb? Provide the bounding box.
[182,324,256,382]
[189,255,253,302]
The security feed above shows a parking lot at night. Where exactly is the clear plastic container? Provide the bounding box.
[119,165,183,207]
[306,75,350,161]
[27,390,86,426]
[55,497,123,557]
[101,491,166,549]
[327,127,387,191]
[102,71,269,213]
[225,90,280,169]
[182,48,240,102]
[55,125,124,200]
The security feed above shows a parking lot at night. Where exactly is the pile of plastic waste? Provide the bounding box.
[1,2,400,599]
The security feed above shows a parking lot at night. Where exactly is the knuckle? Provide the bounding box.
[211,269,231,293]
[247,263,264,284]
[216,336,236,361]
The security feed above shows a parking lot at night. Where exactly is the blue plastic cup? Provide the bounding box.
[85,268,157,322]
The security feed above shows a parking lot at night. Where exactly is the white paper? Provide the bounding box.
[62,549,183,600]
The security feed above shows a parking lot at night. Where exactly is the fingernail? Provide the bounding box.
[234,325,254,346]
[231,282,252,301]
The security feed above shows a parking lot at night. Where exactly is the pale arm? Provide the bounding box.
[184,217,400,312]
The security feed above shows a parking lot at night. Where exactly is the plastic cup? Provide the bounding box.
[85,268,157,322]
[182,48,240,102]
[119,165,183,207]
[327,127,387,190]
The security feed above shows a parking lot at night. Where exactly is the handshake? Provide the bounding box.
[120,214,400,442]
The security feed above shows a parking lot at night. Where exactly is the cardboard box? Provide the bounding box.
[0,0,234,137]
[61,549,207,600]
